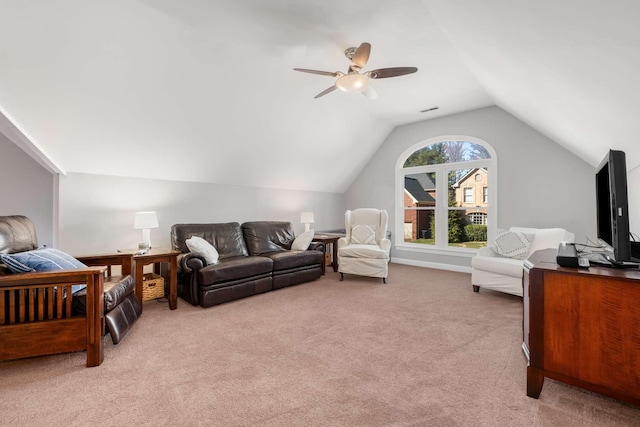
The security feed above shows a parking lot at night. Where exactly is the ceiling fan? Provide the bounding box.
[294,42,418,99]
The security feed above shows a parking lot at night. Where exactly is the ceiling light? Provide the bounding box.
[335,73,369,92]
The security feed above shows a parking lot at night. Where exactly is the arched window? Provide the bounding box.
[396,136,497,253]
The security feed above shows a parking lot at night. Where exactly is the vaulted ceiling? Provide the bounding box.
[1,0,638,193]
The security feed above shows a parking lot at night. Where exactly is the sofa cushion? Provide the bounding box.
[492,229,534,260]
[186,236,219,264]
[242,221,295,255]
[339,244,389,259]
[262,250,323,271]
[198,256,273,285]
[471,255,525,278]
[291,229,314,251]
[172,222,248,259]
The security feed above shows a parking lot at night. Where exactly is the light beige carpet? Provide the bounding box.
[1,263,638,426]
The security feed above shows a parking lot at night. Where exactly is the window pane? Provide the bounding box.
[403,208,435,244]
[404,173,436,244]
[403,141,491,168]
[464,188,473,203]
[446,207,487,248]
[448,166,489,248]
[452,168,488,208]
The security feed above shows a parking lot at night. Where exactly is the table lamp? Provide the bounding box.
[300,212,314,232]
[134,211,159,250]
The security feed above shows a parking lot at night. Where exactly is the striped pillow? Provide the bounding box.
[0,248,87,293]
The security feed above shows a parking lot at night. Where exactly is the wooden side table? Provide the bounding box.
[312,233,344,275]
[133,248,179,310]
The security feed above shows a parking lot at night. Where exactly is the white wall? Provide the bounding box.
[345,106,596,269]
[0,132,55,246]
[58,172,345,255]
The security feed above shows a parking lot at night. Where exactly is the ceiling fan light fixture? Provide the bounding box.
[335,73,369,92]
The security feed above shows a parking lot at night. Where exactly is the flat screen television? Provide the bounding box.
[595,149,631,261]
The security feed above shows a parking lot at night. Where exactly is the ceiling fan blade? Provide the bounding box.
[294,68,339,77]
[368,67,418,79]
[361,85,378,100]
[350,42,371,71]
[314,85,338,99]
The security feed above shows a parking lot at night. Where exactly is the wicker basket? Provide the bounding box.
[142,273,165,301]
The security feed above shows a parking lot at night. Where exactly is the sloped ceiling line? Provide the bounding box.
[0,106,64,175]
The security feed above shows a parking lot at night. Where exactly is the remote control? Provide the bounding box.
[578,257,589,268]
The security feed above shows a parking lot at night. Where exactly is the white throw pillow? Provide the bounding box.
[292,229,314,251]
[351,224,377,245]
[185,236,219,264]
[492,229,534,260]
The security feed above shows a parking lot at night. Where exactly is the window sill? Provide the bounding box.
[394,243,478,258]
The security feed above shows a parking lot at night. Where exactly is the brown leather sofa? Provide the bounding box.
[171,221,324,308]
[0,215,141,366]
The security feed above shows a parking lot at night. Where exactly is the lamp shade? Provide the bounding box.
[134,211,159,229]
[300,212,314,224]
[335,73,369,92]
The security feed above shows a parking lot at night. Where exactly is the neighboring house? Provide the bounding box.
[404,176,435,239]
[451,168,488,225]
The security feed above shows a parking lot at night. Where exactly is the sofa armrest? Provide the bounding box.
[308,242,325,252]
[179,252,207,274]
[337,237,348,249]
[476,246,499,257]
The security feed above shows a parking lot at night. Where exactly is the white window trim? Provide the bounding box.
[395,135,498,254]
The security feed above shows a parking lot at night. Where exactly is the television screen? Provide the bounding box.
[595,150,631,261]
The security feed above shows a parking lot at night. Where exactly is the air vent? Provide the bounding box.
[420,107,439,113]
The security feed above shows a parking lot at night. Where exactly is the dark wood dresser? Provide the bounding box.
[523,249,640,405]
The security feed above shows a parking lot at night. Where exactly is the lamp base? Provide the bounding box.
[141,228,151,249]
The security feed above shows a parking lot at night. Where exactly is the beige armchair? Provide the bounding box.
[338,209,391,283]
[471,226,574,296]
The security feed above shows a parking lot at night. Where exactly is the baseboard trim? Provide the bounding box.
[391,257,472,274]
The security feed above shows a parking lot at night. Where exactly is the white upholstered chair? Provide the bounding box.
[471,227,574,296]
[338,209,391,283]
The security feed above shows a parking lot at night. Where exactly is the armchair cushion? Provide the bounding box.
[492,229,534,260]
[339,244,389,259]
[350,224,377,245]
[0,248,87,293]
